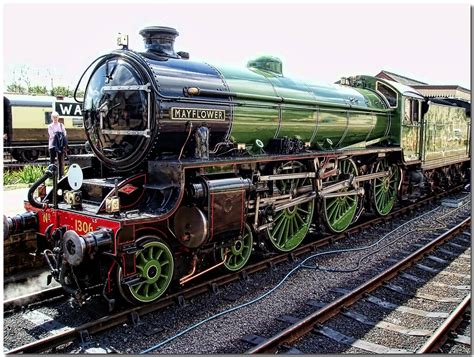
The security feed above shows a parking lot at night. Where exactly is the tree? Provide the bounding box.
[6,83,26,94]
[6,66,84,98]
[51,86,73,97]
[28,85,48,95]
[6,82,84,98]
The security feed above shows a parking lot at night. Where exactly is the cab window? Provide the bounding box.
[376,82,398,108]
[412,100,419,122]
[404,98,420,123]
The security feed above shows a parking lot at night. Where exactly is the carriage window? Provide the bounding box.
[45,111,52,124]
[376,82,398,108]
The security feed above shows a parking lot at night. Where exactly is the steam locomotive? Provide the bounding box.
[5,26,470,307]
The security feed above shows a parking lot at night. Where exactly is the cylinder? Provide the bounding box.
[190,177,253,200]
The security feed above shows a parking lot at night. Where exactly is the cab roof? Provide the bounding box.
[379,79,425,100]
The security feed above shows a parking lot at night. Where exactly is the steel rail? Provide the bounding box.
[416,294,471,353]
[3,287,65,312]
[3,285,103,313]
[246,217,471,354]
[4,185,467,353]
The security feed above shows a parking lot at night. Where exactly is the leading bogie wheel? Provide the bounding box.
[117,237,174,304]
[266,161,314,252]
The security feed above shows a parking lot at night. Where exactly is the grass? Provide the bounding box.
[4,164,70,188]
[4,165,51,187]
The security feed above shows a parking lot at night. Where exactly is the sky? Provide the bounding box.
[2,2,472,91]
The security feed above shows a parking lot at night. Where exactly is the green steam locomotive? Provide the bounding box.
[5,26,470,306]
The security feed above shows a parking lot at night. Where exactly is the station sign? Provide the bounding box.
[54,101,82,117]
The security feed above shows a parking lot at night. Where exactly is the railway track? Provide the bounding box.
[3,187,469,354]
[245,218,471,354]
[417,294,471,353]
[4,287,66,312]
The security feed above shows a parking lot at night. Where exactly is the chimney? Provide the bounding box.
[139,26,179,58]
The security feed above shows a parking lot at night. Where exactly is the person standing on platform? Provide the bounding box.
[48,111,67,179]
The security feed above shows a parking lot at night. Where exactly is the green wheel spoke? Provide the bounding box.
[295,211,305,226]
[294,216,300,233]
[288,218,294,237]
[282,216,291,236]
[324,159,359,233]
[342,198,349,212]
[327,202,337,220]
[373,160,399,216]
[328,200,339,220]
[282,219,290,245]
[221,224,254,271]
[156,249,163,261]
[143,284,150,297]
[375,188,383,198]
[276,219,287,241]
[375,193,382,206]
[273,215,286,234]
[266,161,314,252]
[389,188,396,198]
[297,207,309,215]
[274,212,285,222]
[334,204,342,221]
[341,202,349,216]
[326,199,338,210]
[147,246,154,260]
[291,217,297,235]
[337,205,345,220]
[123,240,174,304]
[132,282,144,294]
